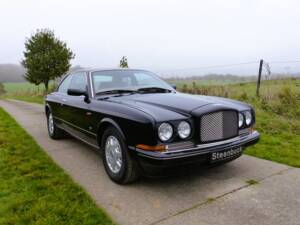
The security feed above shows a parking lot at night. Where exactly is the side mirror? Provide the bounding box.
[67,88,90,103]
[171,84,177,90]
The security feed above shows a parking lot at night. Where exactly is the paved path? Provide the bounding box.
[0,99,299,225]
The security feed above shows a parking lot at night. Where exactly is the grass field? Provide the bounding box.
[6,95,45,104]
[3,82,47,104]
[0,107,115,225]
[167,78,251,88]
[3,82,45,94]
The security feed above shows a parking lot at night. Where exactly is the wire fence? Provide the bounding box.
[159,60,300,80]
[159,59,300,98]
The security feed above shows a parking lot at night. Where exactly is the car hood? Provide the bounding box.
[103,92,251,122]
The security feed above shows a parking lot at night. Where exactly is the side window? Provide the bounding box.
[57,75,72,94]
[69,72,87,91]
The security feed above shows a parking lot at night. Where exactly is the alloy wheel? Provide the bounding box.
[105,135,123,174]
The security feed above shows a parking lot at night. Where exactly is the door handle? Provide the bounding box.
[61,98,67,106]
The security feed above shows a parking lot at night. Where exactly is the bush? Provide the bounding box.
[237,91,248,101]
[278,86,297,105]
[182,84,188,93]
[0,83,6,95]
[259,86,300,118]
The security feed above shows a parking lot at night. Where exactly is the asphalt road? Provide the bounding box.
[0,99,299,225]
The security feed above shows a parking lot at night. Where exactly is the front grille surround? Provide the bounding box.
[200,110,238,143]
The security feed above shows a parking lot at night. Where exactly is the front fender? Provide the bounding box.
[96,116,157,147]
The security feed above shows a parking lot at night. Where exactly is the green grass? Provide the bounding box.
[206,197,216,203]
[7,95,45,104]
[245,179,259,185]
[3,82,46,104]
[0,107,115,225]
[167,79,249,88]
[3,82,45,94]
[245,107,300,167]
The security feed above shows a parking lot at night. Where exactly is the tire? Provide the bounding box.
[102,126,140,184]
[47,111,66,139]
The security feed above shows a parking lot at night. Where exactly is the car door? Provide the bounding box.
[63,72,97,146]
[51,74,73,127]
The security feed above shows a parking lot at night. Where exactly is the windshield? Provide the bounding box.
[91,70,174,95]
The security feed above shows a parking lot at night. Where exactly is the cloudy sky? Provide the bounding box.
[0,0,299,75]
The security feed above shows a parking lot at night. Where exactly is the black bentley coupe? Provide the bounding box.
[45,69,260,184]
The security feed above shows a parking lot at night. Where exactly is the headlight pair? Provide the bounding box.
[238,111,253,128]
[158,121,191,142]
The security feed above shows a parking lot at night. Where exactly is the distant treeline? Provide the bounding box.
[0,64,26,82]
[166,74,256,82]
[165,73,300,82]
[0,64,83,83]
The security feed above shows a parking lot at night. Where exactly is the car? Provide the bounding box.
[45,68,260,184]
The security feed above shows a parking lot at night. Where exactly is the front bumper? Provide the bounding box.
[131,131,260,175]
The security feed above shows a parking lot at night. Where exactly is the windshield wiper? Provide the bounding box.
[95,89,137,96]
[137,87,173,93]
[96,87,174,97]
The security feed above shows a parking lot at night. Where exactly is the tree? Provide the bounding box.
[21,29,75,91]
[119,56,129,68]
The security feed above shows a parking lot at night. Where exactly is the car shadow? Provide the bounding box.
[137,162,236,186]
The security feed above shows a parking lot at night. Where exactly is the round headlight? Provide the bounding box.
[238,113,244,128]
[178,121,191,139]
[158,123,173,141]
[244,111,252,125]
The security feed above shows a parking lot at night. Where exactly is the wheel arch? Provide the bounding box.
[97,118,126,147]
[45,103,51,116]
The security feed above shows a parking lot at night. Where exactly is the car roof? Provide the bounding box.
[69,68,149,74]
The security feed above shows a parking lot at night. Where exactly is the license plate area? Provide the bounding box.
[210,146,242,162]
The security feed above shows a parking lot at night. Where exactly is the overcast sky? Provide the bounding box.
[1,0,300,75]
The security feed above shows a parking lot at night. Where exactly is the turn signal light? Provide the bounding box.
[136,144,166,151]
[249,127,254,133]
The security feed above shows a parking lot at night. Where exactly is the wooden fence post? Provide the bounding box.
[256,59,263,97]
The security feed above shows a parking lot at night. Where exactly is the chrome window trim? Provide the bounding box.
[89,71,95,98]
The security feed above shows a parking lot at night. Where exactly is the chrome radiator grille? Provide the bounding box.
[200,111,238,142]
